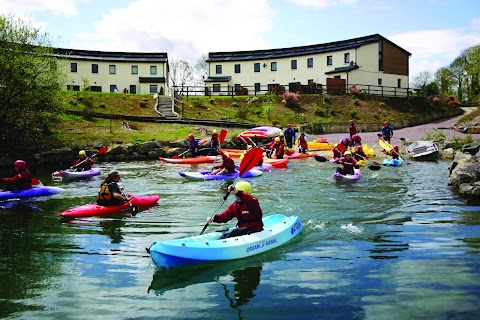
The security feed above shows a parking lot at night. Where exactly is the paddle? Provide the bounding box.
[314,155,327,162]
[70,146,108,170]
[355,154,381,171]
[200,147,263,235]
[120,188,140,216]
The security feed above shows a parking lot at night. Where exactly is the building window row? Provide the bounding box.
[70,63,159,75]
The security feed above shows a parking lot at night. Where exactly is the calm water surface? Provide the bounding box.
[0,158,479,319]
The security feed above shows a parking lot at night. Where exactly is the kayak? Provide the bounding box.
[0,185,64,201]
[219,149,245,158]
[252,163,273,171]
[159,156,217,164]
[263,157,289,168]
[59,195,160,218]
[52,168,102,180]
[288,152,316,159]
[331,168,363,181]
[238,126,283,139]
[178,168,263,181]
[357,159,369,167]
[147,214,302,268]
[382,157,404,167]
[303,141,335,151]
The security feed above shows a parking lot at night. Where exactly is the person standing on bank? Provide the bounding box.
[349,120,357,138]
[381,121,394,143]
[297,132,308,154]
[206,181,263,239]
[97,170,128,206]
[284,124,296,148]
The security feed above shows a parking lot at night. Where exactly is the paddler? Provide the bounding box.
[210,129,220,155]
[97,170,128,206]
[206,181,263,239]
[1,160,32,190]
[334,151,359,175]
[210,151,235,175]
[271,137,285,159]
[70,150,94,171]
[297,132,308,154]
[188,134,199,157]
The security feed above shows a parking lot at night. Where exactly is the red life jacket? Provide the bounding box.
[235,200,263,230]
[298,135,307,148]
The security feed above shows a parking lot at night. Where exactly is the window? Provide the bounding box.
[234,84,241,92]
[307,58,313,68]
[254,63,260,72]
[149,85,158,93]
[90,86,102,92]
[150,66,157,75]
[255,83,261,92]
[71,63,77,73]
[92,64,98,74]
[397,79,401,88]
[67,85,80,91]
[327,56,332,66]
[131,65,138,74]
[344,53,350,64]
[129,85,136,94]
[291,60,297,70]
[109,65,116,74]
[216,65,222,74]
[110,85,118,93]
[235,64,241,73]
[271,62,277,71]
[213,84,220,92]
[378,78,382,85]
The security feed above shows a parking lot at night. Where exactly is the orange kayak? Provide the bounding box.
[159,156,217,164]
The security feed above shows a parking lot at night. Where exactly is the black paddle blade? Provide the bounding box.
[131,204,140,216]
[314,155,327,162]
[368,165,381,171]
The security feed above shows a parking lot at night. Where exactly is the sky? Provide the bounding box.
[1,0,479,82]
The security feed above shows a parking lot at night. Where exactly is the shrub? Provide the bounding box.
[349,110,358,118]
[231,101,240,108]
[432,97,441,106]
[446,95,462,107]
[349,84,363,95]
[323,96,331,104]
[246,97,258,105]
[352,98,360,106]
[209,98,216,105]
[236,106,248,120]
[282,92,300,108]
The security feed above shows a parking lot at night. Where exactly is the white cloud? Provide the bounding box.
[284,0,358,9]
[389,29,480,81]
[70,0,274,63]
[0,0,82,18]
[470,17,480,30]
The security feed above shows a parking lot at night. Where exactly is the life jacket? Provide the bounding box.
[298,135,307,148]
[221,157,236,173]
[235,201,263,230]
[349,124,357,135]
[97,182,123,206]
[211,133,219,145]
[273,142,284,158]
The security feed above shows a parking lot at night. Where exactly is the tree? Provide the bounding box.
[434,67,455,96]
[0,14,66,154]
[449,51,468,102]
[193,53,209,87]
[412,70,433,91]
[169,59,193,96]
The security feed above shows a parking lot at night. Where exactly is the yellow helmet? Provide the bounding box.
[235,181,252,195]
[79,150,86,156]
[279,132,284,136]
[212,129,218,134]
[344,151,352,156]
[275,137,280,142]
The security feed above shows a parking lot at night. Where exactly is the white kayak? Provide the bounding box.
[331,168,363,181]
[148,214,302,268]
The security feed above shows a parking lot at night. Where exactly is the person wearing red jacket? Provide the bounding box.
[1,160,32,190]
[297,132,308,154]
[349,119,357,137]
[210,129,220,155]
[271,137,285,159]
[334,151,359,175]
[71,150,94,171]
[206,181,263,239]
[211,151,235,175]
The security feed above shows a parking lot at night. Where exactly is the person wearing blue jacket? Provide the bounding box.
[381,121,394,143]
[188,134,199,157]
[284,124,296,148]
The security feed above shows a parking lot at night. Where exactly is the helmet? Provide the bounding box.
[393,145,399,151]
[14,160,26,168]
[188,134,194,140]
[352,135,358,141]
[342,138,348,144]
[235,181,252,195]
[247,145,252,149]
[357,145,363,150]
[275,137,280,142]
[344,151,352,156]
[287,124,291,127]
[212,129,218,134]
[79,150,86,156]
[349,119,354,123]
[384,121,388,125]
[279,132,284,136]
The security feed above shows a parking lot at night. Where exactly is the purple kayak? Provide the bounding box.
[331,168,363,181]
[52,168,102,180]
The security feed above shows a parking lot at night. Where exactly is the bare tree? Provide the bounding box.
[412,70,433,90]
[193,53,209,87]
[169,59,193,95]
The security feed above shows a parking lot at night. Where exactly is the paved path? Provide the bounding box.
[313,108,479,154]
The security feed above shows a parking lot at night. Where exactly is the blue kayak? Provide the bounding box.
[178,168,263,181]
[0,185,64,201]
[148,214,302,268]
[382,157,404,167]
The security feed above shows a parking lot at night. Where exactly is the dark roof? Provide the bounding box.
[207,34,411,62]
[325,64,359,74]
[54,48,168,62]
[205,76,232,82]
[139,77,166,83]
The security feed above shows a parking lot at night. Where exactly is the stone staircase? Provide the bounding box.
[155,96,178,119]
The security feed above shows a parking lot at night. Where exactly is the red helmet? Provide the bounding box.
[342,138,348,144]
[393,145,399,151]
[14,160,26,168]
[357,145,363,150]
[384,121,388,125]
[349,119,354,123]
[352,135,358,141]
[287,124,291,127]
[188,134,194,140]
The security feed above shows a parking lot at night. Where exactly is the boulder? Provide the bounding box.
[441,148,455,160]
[448,151,480,198]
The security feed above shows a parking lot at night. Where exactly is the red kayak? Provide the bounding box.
[159,156,217,164]
[263,157,289,168]
[59,195,160,218]
[288,152,316,159]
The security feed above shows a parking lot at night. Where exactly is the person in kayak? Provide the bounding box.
[349,119,357,138]
[264,138,275,158]
[188,134,199,157]
[71,150,94,171]
[297,132,308,154]
[271,137,285,159]
[210,129,220,155]
[284,124,295,148]
[350,134,362,147]
[390,145,400,160]
[1,160,32,190]
[211,151,235,175]
[353,145,367,161]
[381,121,394,143]
[206,181,264,239]
[334,151,359,175]
[332,137,349,159]
[97,170,128,206]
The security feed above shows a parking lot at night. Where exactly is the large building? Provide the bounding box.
[55,48,169,95]
[205,34,411,96]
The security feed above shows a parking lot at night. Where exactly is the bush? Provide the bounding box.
[349,84,363,95]
[231,101,240,108]
[349,110,358,118]
[282,92,300,108]
[236,106,249,120]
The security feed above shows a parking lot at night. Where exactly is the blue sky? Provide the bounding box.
[1,0,479,82]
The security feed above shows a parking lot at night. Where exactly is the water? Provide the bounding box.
[1,158,479,319]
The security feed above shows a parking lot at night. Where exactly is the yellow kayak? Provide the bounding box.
[296,140,334,151]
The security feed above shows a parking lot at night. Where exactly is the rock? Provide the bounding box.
[462,143,480,155]
[448,151,480,198]
[170,139,189,148]
[137,140,162,154]
[459,181,480,198]
[441,148,455,160]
